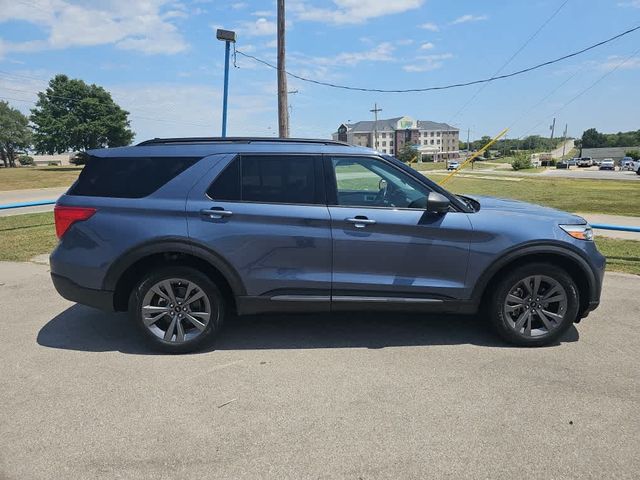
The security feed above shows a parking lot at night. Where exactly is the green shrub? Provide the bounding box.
[511,154,533,171]
[17,155,34,166]
[625,149,640,161]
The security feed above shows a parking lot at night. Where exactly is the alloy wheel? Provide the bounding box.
[503,275,568,338]
[141,278,212,343]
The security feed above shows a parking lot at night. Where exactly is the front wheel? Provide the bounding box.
[488,263,579,347]
[129,266,225,353]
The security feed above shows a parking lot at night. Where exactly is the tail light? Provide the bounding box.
[54,205,96,239]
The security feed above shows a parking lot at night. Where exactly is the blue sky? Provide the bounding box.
[1,0,639,142]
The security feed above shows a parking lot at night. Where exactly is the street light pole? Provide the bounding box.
[216,29,236,138]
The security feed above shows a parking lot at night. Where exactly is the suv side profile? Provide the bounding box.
[51,138,605,353]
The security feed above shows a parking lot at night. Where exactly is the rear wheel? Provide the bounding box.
[129,266,225,353]
[489,263,579,347]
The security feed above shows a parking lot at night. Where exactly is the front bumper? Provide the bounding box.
[51,273,115,311]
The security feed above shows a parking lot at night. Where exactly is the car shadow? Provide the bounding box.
[36,304,579,355]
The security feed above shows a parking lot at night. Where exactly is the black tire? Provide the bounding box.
[128,266,225,354]
[488,263,579,347]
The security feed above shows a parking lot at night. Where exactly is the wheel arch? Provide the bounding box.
[473,242,598,318]
[105,238,245,312]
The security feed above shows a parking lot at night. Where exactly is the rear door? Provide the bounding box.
[187,153,332,312]
[326,155,472,304]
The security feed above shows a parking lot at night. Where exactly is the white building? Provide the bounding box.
[333,116,460,162]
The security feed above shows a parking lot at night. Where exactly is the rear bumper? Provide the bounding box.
[51,273,115,312]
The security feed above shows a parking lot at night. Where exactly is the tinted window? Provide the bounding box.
[207,157,240,200]
[69,156,200,198]
[207,155,320,204]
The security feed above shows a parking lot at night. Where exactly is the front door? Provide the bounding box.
[326,155,472,303]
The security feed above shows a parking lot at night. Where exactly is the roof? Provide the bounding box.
[88,137,375,158]
[346,117,404,133]
[340,118,458,134]
[417,120,457,131]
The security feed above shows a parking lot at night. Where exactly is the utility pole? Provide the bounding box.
[561,123,568,159]
[467,128,472,169]
[277,0,289,138]
[549,117,556,141]
[287,89,298,134]
[370,103,382,149]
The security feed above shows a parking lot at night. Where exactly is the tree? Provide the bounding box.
[625,149,640,161]
[396,143,419,163]
[581,128,607,148]
[30,74,134,154]
[0,101,32,168]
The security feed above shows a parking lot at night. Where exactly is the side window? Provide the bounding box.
[331,157,430,209]
[207,155,321,204]
[207,157,240,200]
[69,156,201,198]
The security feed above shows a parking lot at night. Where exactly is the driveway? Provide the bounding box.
[1,261,639,479]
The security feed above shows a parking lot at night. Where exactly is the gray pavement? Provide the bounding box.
[0,187,67,216]
[1,260,639,479]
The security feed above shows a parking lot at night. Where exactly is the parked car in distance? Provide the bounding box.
[577,157,593,167]
[620,157,636,171]
[566,158,579,166]
[599,158,615,171]
[447,160,460,171]
[556,160,569,169]
[50,137,605,353]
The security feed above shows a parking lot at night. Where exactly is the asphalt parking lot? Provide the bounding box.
[1,261,639,480]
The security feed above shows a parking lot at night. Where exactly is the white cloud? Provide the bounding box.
[231,2,248,9]
[292,0,424,25]
[420,42,435,50]
[450,14,489,25]
[596,55,640,70]
[237,18,278,37]
[617,0,640,6]
[403,53,453,72]
[0,0,189,57]
[419,22,439,31]
[300,42,395,67]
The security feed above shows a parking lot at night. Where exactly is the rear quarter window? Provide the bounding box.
[69,156,200,198]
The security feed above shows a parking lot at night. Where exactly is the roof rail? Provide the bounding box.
[136,137,350,147]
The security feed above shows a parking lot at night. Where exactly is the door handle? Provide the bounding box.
[346,217,376,228]
[201,208,233,219]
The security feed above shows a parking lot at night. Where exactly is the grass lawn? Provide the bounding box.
[0,166,82,191]
[1,212,639,276]
[441,175,640,217]
[0,212,57,262]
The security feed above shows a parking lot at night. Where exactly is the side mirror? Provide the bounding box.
[426,192,450,213]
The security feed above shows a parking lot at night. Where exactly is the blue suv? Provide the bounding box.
[51,138,605,353]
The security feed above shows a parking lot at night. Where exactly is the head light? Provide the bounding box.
[560,224,594,241]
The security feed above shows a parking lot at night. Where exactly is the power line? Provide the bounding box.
[236,24,640,93]
[517,47,640,139]
[449,0,570,122]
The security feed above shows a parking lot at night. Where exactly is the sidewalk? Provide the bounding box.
[0,187,66,217]
[576,213,640,240]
